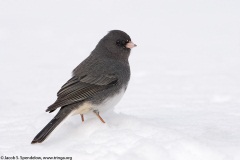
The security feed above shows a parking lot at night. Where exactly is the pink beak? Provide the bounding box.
[126,41,137,49]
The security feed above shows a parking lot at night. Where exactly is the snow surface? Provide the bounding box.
[1,0,240,159]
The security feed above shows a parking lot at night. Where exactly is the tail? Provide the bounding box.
[31,107,74,144]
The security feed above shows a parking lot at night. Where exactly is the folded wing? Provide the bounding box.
[46,74,118,112]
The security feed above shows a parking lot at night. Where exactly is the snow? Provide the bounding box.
[1,0,240,159]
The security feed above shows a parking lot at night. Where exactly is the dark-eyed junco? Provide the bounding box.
[31,30,136,144]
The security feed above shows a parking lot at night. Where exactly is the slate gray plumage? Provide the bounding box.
[31,30,136,144]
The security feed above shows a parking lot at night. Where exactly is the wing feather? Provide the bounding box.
[46,74,117,112]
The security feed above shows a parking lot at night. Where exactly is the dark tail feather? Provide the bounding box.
[31,107,73,144]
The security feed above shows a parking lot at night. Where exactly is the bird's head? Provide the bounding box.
[94,30,137,59]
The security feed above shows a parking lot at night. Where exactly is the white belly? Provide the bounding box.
[93,89,125,113]
[73,89,125,115]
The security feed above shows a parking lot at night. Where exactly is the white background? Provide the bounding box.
[1,0,240,159]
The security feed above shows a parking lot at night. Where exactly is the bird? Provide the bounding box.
[31,30,137,144]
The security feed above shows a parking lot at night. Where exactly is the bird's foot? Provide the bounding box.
[93,110,105,123]
[80,114,84,122]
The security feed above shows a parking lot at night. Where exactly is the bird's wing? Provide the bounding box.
[46,74,118,112]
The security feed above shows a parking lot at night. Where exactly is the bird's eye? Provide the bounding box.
[116,40,121,46]
[116,40,128,48]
